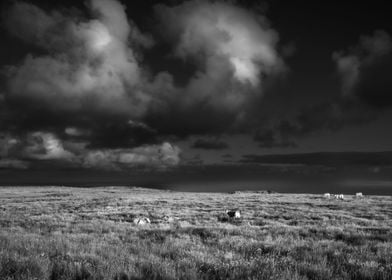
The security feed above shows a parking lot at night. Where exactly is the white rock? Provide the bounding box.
[133,217,151,225]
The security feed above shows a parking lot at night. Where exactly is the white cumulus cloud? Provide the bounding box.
[5,0,152,117]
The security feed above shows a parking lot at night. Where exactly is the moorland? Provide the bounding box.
[0,186,391,280]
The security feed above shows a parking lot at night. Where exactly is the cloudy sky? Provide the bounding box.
[0,0,391,190]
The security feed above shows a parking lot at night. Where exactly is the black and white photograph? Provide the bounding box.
[0,0,392,279]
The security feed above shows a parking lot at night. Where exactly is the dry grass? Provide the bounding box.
[0,186,392,279]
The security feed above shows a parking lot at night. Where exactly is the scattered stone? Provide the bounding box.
[226,209,241,218]
[133,217,151,225]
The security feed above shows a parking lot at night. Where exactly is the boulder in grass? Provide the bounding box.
[218,209,242,224]
[226,209,241,218]
[133,217,151,225]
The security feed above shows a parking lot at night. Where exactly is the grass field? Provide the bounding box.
[0,186,391,280]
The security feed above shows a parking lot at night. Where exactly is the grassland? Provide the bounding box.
[0,186,391,280]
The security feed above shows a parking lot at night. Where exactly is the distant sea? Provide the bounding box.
[1,164,392,195]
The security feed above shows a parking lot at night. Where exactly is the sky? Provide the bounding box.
[0,0,392,191]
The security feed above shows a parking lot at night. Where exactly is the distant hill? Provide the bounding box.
[240,151,392,166]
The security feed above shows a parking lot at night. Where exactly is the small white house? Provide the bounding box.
[335,194,344,200]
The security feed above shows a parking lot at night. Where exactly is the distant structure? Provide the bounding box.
[226,210,241,218]
[133,217,151,225]
[356,192,363,198]
[334,194,345,200]
[232,190,276,194]
[324,193,331,199]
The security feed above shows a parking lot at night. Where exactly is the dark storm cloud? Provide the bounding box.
[192,138,229,150]
[82,142,181,170]
[254,120,297,148]
[154,0,284,88]
[253,101,377,148]
[0,159,29,169]
[354,55,392,108]
[0,131,181,170]
[254,31,391,148]
[333,30,392,108]
[0,0,286,169]
[0,0,288,170]
[3,0,285,125]
[2,0,157,152]
[148,0,285,134]
[0,0,179,169]
[86,120,158,149]
[0,131,75,161]
[184,154,204,165]
[4,0,151,117]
